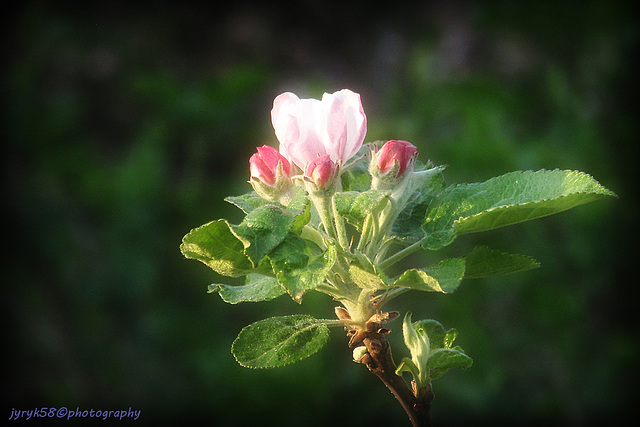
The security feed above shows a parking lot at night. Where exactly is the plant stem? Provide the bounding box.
[331,194,349,250]
[378,236,427,270]
[361,332,433,427]
[309,191,338,242]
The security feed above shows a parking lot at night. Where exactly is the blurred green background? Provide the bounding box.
[4,1,638,425]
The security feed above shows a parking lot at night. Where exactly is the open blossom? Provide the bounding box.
[374,140,418,178]
[271,89,367,171]
[305,154,337,189]
[249,145,291,185]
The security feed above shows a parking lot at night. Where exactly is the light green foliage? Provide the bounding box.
[182,157,614,369]
[231,205,299,266]
[392,258,466,293]
[180,219,252,277]
[335,189,390,231]
[423,169,615,250]
[269,236,337,302]
[208,274,286,304]
[232,315,330,368]
[396,312,472,387]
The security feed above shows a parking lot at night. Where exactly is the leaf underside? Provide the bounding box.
[208,273,286,304]
[180,219,252,277]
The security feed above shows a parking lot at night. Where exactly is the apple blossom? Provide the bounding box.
[271,89,367,171]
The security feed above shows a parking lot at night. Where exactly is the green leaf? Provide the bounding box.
[226,188,310,234]
[225,192,270,214]
[392,258,466,293]
[349,252,389,290]
[340,145,373,191]
[414,319,446,350]
[399,314,471,385]
[232,315,330,368]
[395,357,420,379]
[232,205,299,266]
[464,246,540,279]
[349,264,387,290]
[423,169,616,250]
[443,329,458,349]
[286,190,311,233]
[208,273,286,304]
[427,348,473,380]
[334,190,390,230]
[269,237,337,302]
[180,219,252,277]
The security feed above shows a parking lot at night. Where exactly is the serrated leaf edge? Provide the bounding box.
[231,315,330,369]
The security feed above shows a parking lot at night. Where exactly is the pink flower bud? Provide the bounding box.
[249,145,291,185]
[271,89,367,171]
[305,154,337,189]
[375,140,418,178]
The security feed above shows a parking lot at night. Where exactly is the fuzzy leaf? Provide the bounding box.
[427,348,473,380]
[340,145,373,191]
[226,188,310,234]
[286,191,311,233]
[427,347,473,380]
[423,169,616,250]
[269,237,336,302]
[225,192,270,214]
[392,258,466,293]
[335,190,390,230]
[414,319,446,350]
[349,253,389,290]
[232,205,298,266]
[208,273,285,304]
[232,315,330,368]
[395,357,420,379]
[349,264,387,290]
[180,219,252,277]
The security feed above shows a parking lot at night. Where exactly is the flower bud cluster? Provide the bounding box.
[249,90,423,205]
[249,89,368,200]
[245,89,434,270]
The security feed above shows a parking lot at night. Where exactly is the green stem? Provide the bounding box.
[301,224,328,249]
[332,194,349,250]
[378,236,427,270]
[367,196,397,259]
[311,192,338,241]
[374,287,409,308]
[357,215,371,252]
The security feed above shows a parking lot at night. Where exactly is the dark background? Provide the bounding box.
[4,1,638,425]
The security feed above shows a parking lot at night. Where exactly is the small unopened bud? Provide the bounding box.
[250,145,291,184]
[249,145,293,203]
[353,346,369,363]
[375,140,418,178]
[305,154,337,189]
[370,140,418,191]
